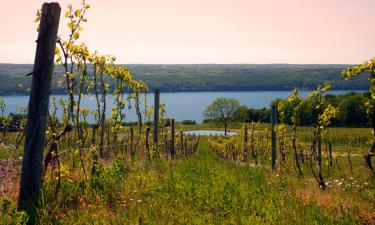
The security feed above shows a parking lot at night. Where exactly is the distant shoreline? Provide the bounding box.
[0,89,367,97]
[0,63,369,95]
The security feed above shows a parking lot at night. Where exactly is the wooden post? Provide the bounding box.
[170,119,175,158]
[91,125,97,145]
[180,130,183,157]
[130,127,135,160]
[164,129,168,159]
[184,138,188,156]
[271,104,277,171]
[106,124,111,155]
[153,89,160,158]
[146,127,151,161]
[18,2,61,220]
[99,119,105,158]
[329,142,333,167]
[243,125,248,163]
[91,125,99,175]
[318,135,322,165]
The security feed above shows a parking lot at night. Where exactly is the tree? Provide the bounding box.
[342,58,375,176]
[203,97,239,136]
[337,94,367,126]
[233,106,248,122]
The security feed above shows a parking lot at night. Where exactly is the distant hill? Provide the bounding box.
[0,63,369,95]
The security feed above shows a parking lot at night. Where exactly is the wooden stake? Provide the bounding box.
[153,89,160,158]
[243,125,248,163]
[18,2,61,220]
[171,119,175,158]
[271,104,277,171]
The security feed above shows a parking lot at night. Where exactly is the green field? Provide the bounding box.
[0,124,374,224]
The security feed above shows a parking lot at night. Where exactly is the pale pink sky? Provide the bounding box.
[1,0,374,64]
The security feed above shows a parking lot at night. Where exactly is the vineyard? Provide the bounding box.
[1,124,374,224]
[0,1,374,225]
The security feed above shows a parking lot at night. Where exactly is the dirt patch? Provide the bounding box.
[0,159,21,201]
[293,182,375,225]
[295,188,334,208]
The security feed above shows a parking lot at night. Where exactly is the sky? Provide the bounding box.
[0,0,374,64]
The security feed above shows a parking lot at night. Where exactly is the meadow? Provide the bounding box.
[0,123,374,224]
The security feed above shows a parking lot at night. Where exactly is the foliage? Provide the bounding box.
[1,199,28,225]
[342,57,375,175]
[232,92,370,127]
[0,64,371,95]
[203,97,239,135]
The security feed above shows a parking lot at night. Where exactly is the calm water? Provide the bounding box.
[0,90,364,122]
[184,130,237,136]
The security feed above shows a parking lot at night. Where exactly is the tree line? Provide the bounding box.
[226,91,371,127]
[0,64,370,95]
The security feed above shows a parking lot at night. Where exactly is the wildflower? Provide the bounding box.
[136,199,142,203]
[93,193,100,201]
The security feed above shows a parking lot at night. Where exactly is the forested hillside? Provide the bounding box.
[0,63,369,95]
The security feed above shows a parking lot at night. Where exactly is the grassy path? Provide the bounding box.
[65,139,357,224]
[112,139,356,225]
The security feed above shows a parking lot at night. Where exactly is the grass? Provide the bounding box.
[24,139,364,224]
[0,124,374,224]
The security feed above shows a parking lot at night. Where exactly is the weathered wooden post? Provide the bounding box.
[164,129,168,159]
[271,104,277,171]
[243,125,248,163]
[170,119,175,158]
[180,130,184,157]
[184,138,188,156]
[146,126,151,161]
[91,125,98,145]
[300,147,305,164]
[153,89,160,158]
[106,124,111,155]
[130,127,135,160]
[318,135,322,165]
[329,142,333,167]
[91,124,99,175]
[18,2,61,221]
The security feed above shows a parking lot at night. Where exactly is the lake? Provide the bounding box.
[184,130,237,136]
[0,90,364,123]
